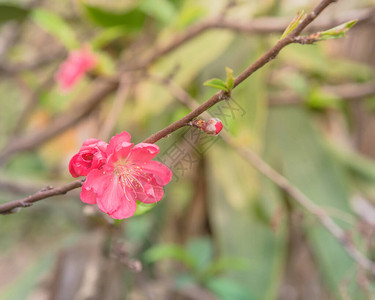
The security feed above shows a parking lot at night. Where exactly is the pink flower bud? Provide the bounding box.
[202,118,223,136]
[69,139,108,177]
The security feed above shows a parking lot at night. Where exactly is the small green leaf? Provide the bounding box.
[306,87,341,109]
[31,9,78,50]
[0,4,29,24]
[81,2,146,29]
[319,19,357,40]
[225,67,234,91]
[280,9,306,40]
[133,201,156,216]
[204,78,229,92]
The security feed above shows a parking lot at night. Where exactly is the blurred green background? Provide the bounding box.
[1,0,375,299]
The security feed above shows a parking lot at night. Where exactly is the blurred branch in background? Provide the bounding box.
[270,80,375,106]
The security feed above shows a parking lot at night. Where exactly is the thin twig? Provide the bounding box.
[0,179,84,214]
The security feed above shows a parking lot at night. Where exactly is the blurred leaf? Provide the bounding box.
[204,78,229,92]
[31,9,78,50]
[143,244,198,270]
[0,3,29,24]
[334,147,375,184]
[266,107,365,298]
[175,273,197,288]
[186,237,213,272]
[133,201,157,216]
[81,2,146,29]
[319,20,357,41]
[202,257,251,279]
[139,0,177,24]
[208,146,287,299]
[306,87,341,109]
[90,27,129,49]
[174,3,206,29]
[95,50,116,75]
[280,9,305,40]
[206,277,255,300]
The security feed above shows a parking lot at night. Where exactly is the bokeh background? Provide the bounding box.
[1,0,375,299]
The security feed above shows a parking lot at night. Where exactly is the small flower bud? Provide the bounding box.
[203,118,223,136]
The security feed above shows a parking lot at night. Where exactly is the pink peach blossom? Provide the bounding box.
[70,131,173,219]
[69,139,108,178]
[55,46,97,91]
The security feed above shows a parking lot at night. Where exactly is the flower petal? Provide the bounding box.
[128,143,159,162]
[137,179,164,204]
[142,161,173,186]
[109,190,137,219]
[107,131,132,153]
[96,175,123,214]
[80,186,97,204]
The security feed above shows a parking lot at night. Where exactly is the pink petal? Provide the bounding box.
[80,186,97,204]
[108,191,137,219]
[137,179,164,204]
[128,143,159,162]
[106,142,133,166]
[96,176,123,214]
[142,161,173,186]
[107,131,132,152]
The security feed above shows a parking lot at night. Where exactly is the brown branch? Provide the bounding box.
[154,74,375,275]
[0,0,340,214]
[0,179,84,214]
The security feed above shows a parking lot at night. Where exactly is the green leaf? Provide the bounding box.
[280,9,306,40]
[81,3,146,29]
[266,107,367,299]
[306,87,341,109]
[139,0,176,24]
[0,4,29,24]
[202,257,251,279]
[143,244,198,270]
[319,20,357,41]
[206,277,254,300]
[31,9,78,50]
[204,78,229,92]
[225,67,234,91]
[186,237,213,272]
[133,201,157,216]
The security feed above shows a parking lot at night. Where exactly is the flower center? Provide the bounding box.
[114,163,148,201]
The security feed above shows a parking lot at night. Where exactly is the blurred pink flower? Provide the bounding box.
[70,131,173,219]
[55,46,97,91]
[69,139,108,178]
